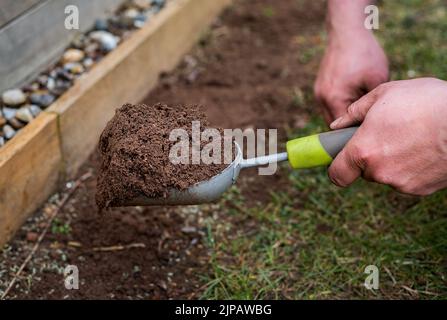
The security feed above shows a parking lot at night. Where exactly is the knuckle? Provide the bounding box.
[349,144,370,169]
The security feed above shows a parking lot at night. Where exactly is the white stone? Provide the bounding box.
[2,89,26,106]
[62,49,85,63]
[90,31,118,52]
[15,107,34,123]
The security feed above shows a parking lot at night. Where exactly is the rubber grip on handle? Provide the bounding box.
[286,127,358,169]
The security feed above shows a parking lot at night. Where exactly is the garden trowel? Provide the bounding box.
[125,127,358,206]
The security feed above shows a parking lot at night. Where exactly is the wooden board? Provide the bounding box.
[48,0,231,178]
[0,113,62,247]
[0,0,41,28]
[0,0,123,93]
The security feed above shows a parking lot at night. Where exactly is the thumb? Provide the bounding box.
[329,87,380,130]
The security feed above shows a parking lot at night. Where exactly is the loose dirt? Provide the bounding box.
[1,0,326,299]
[96,103,229,210]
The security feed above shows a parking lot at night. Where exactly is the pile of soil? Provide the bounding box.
[96,103,229,209]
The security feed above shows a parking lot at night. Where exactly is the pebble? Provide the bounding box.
[71,34,87,49]
[29,105,42,117]
[133,0,152,10]
[3,125,16,140]
[47,77,56,90]
[51,80,71,96]
[26,231,39,242]
[84,42,100,56]
[15,107,34,123]
[90,31,118,52]
[119,9,139,28]
[2,107,17,120]
[9,117,25,129]
[152,0,165,7]
[134,20,146,28]
[0,136,4,147]
[62,48,85,63]
[2,89,26,106]
[64,62,85,74]
[56,68,75,81]
[37,74,49,87]
[83,57,94,69]
[22,82,39,92]
[0,116,6,127]
[94,19,109,31]
[30,92,55,107]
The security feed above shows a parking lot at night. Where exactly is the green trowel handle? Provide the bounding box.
[286,127,358,169]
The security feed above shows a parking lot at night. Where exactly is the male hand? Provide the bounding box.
[329,78,447,196]
[315,30,389,123]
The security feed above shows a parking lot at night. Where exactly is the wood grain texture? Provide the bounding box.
[48,0,231,178]
[0,0,123,93]
[0,113,62,247]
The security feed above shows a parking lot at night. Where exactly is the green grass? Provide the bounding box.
[200,0,447,299]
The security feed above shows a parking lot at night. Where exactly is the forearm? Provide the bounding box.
[327,0,375,38]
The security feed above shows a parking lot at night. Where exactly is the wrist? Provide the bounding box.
[327,0,374,41]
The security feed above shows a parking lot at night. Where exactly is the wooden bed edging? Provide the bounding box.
[0,0,231,247]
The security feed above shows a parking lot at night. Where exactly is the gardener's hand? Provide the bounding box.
[315,0,389,123]
[329,78,447,196]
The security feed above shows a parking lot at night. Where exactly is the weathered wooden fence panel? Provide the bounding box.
[0,0,123,93]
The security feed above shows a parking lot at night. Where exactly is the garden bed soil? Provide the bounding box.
[2,0,325,299]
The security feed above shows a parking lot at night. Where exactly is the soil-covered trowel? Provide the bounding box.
[127,127,358,206]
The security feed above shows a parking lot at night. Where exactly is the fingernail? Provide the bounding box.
[330,117,342,129]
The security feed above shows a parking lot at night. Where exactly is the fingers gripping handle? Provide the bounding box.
[286,127,358,169]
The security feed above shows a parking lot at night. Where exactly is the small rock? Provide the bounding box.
[0,136,5,147]
[62,48,85,63]
[8,117,25,129]
[64,62,84,74]
[29,105,42,117]
[30,92,55,108]
[51,79,71,96]
[94,19,109,31]
[2,89,26,106]
[46,77,56,90]
[26,232,39,242]
[37,74,49,87]
[22,82,40,92]
[134,20,146,28]
[181,226,197,234]
[152,0,165,11]
[119,9,138,28]
[0,115,6,127]
[135,13,148,22]
[90,31,118,52]
[2,107,17,120]
[3,125,16,140]
[84,42,100,56]
[133,0,152,10]
[56,68,75,81]
[16,107,34,123]
[83,57,94,69]
[71,34,86,49]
